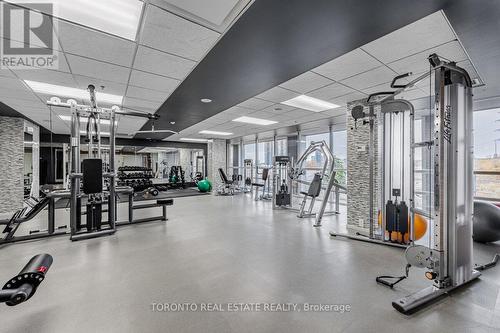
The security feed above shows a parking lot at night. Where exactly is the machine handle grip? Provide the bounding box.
[390,72,412,88]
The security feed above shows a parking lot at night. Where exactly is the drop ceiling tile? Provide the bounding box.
[259,103,296,115]
[308,82,355,101]
[330,91,367,106]
[133,46,196,79]
[457,60,481,82]
[361,11,456,63]
[237,97,274,110]
[123,97,162,112]
[387,41,468,75]
[395,88,428,101]
[129,70,180,92]
[362,82,394,95]
[149,0,248,28]
[13,69,76,87]
[282,109,316,119]
[0,68,16,78]
[66,54,131,83]
[223,105,253,115]
[256,86,300,103]
[72,75,127,97]
[126,85,170,103]
[312,48,381,81]
[340,66,397,91]
[56,20,136,67]
[0,90,41,104]
[279,71,333,94]
[116,118,149,134]
[141,5,220,61]
[321,107,347,117]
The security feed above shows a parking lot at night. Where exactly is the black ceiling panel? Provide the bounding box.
[138,0,500,139]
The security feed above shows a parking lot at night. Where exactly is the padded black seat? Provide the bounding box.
[252,168,269,187]
[218,168,233,185]
[301,174,322,197]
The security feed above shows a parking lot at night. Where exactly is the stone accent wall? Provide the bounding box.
[207,139,227,191]
[0,117,24,214]
[346,101,380,232]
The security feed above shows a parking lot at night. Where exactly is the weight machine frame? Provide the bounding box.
[47,87,158,241]
[330,54,480,314]
[273,141,342,227]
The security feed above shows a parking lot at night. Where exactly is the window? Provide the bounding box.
[276,138,287,156]
[331,130,346,185]
[474,109,500,201]
[244,143,255,162]
[257,140,274,166]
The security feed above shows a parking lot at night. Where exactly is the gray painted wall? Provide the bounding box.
[346,101,380,232]
[207,139,227,191]
[0,117,24,214]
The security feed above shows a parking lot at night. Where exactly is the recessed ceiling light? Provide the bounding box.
[25,80,123,105]
[281,95,340,112]
[274,107,282,111]
[199,130,233,136]
[201,98,212,103]
[232,116,277,126]
[17,0,144,40]
[170,121,176,125]
[180,138,210,142]
[80,130,110,136]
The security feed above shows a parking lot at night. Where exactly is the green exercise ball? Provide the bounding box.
[197,179,212,192]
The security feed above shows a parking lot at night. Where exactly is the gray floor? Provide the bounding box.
[1,194,500,333]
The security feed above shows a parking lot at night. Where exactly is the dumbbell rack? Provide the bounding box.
[117,166,154,192]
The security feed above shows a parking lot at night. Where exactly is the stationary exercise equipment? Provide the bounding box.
[331,76,425,247]
[47,85,160,241]
[273,141,343,226]
[0,254,53,306]
[243,159,253,193]
[252,167,271,201]
[168,166,186,189]
[376,54,491,314]
[273,156,292,207]
[217,168,235,195]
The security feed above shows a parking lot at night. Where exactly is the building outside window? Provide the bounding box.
[474,109,500,201]
[276,138,287,156]
[257,140,274,166]
[244,143,256,162]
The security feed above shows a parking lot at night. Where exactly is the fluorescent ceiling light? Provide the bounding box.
[199,130,233,136]
[24,80,123,105]
[232,116,277,126]
[9,0,143,40]
[58,115,116,125]
[80,130,110,136]
[180,138,209,142]
[281,95,340,112]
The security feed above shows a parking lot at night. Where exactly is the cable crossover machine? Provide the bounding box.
[331,54,499,314]
[47,85,161,241]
